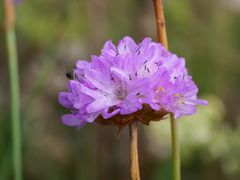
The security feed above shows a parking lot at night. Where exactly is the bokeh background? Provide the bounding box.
[1,0,240,179]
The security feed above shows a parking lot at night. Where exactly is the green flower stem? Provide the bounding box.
[5,0,22,180]
[170,113,181,180]
[152,0,181,179]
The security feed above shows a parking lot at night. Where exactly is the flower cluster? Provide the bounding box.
[58,36,207,127]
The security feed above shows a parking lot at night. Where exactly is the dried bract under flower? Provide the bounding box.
[58,36,207,127]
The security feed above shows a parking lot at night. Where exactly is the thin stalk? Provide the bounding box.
[4,0,22,180]
[152,0,181,180]
[170,113,181,180]
[152,0,168,48]
[129,121,140,180]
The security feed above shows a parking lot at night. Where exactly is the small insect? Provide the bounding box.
[65,69,75,80]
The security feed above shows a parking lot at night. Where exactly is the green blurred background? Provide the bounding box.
[1,0,240,179]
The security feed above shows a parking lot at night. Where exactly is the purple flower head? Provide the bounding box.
[14,0,22,5]
[58,36,207,127]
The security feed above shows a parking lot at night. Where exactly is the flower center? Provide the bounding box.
[156,86,165,94]
[116,89,127,100]
[174,93,184,104]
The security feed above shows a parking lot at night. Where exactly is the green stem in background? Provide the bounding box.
[4,0,22,180]
[170,113,181,180]
[152,0,181,179]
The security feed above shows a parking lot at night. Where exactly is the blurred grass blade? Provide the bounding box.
[4,0,22,180]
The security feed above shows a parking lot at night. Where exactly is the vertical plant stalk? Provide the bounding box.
[170,113,181,180]
[4,0,22,180]
[129,121,140,180]
[152,0,168,49]
[152,0,181,180]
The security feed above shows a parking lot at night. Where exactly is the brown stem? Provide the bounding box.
[129,121,140,180]
[152,0,168,49]
[152,1,181,180]
[4,0,15,30]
